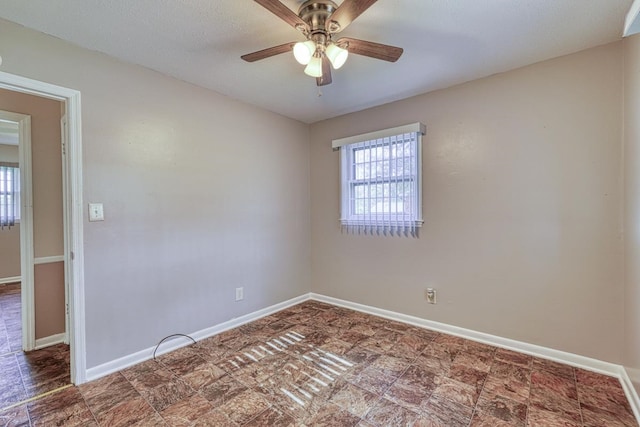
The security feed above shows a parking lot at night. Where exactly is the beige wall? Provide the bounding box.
[0,88,65,258]
[34,261,65,339]
[624,34,640,392]
[0,18,311,368]
[310,42,625,363]
[0,17,630,371]
[0,88,66,338]
[0,223,20,279]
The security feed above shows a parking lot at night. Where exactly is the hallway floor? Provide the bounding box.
[0,298,638,426]
[0,283,22,354]
[0,283,71,411]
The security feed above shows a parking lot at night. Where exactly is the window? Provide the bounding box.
[0,164,20,229]
[333,123,425,236]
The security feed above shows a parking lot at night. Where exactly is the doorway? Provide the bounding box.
[0,105,72,408]
[0,110,34,352]
[0,70,85,386]
[0,120,22,357]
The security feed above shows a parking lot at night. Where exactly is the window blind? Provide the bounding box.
[0,165,19,230]
[337,123,424,237]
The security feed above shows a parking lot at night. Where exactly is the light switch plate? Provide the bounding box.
[88,203,104,221]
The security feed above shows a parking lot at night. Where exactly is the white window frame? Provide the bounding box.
[333,123,425,235]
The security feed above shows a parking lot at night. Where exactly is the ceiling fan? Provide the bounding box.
[241,0,403,86]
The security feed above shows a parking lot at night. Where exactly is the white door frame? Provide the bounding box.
[0,110,34,352]
[0,71,86,384]
[61,115,70,345]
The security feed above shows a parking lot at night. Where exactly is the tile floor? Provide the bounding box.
[0,283,71,410]
[0,299,638,426]
[0,283,23,354]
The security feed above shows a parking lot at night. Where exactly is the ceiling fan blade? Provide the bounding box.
[326,0,378,33]
[254,0,308,30]
[317,55,332,86]
[338,37,403,62]
[241,42,296,62]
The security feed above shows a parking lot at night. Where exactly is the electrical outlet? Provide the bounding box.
[426,288,437,304]
[235,287,244,301]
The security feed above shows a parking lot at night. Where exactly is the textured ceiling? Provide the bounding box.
[0,0,633,123]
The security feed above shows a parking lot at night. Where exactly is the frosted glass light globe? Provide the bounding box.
[293,41,316,65]
[326,43,348,69]
[304,55,323,78]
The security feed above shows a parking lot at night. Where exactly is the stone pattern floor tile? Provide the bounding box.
[1,297,638,426]
[0,283,71,410]
[0,284,22,354]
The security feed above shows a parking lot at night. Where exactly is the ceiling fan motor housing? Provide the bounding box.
[298,0,339,36]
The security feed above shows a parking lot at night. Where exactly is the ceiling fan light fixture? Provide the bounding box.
[293,40,316,65]
[325,43,348,69]
[242,0,404,87]
[304,54,323,78]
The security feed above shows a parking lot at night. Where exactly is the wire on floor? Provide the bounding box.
[152,333,196,360]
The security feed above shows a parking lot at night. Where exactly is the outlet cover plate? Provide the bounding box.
[426,288,437,304]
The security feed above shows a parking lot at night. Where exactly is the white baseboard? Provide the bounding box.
[310,293,619,374]
[0,276,20,285]
[35,332,66,350]
[81,291,640,425]
[622,367,640,422]
[310,293,640,424]
[85,293,310,382]
[626,367,640,390]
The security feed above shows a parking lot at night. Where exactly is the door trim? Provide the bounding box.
[61,114,70,345]
[0,71,86,384]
